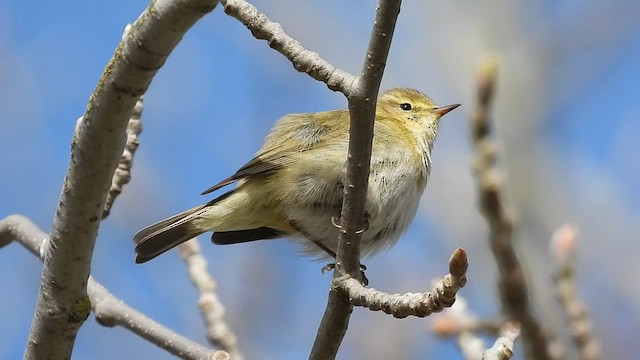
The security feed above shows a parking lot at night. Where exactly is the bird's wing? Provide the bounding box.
[200,155,294,195]
[201,110,348,195]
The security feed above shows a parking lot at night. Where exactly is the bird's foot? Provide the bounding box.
[321,263,369,286]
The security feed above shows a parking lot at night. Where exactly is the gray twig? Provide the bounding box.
[102,95,144,219]
[309,1,402,359]
[221,0,357,95]
[336,247,467,318]
[179,239,243,359]
[0,214,228,360]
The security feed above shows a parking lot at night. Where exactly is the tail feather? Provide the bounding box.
[134,205,206,263]
[133,187,290,263]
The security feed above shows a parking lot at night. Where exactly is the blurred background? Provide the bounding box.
[1,0,639,359]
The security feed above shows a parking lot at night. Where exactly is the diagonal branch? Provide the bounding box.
[221,0,357,95]
[179,238,243,359]
[24,1,219,358]
[470,57,554,360]
[0,215,228,360]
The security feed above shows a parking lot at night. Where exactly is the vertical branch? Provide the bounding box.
[469,57,554,360]
[24,1,218,358]
[338,0,402,278]
[310,1,402,359]
[551,225,601,360]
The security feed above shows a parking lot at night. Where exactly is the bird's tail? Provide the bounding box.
[133,204,208,263]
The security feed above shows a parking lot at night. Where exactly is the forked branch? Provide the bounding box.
[0,215,228,360]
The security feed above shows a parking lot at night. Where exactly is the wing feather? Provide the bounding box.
[201,110,348,195]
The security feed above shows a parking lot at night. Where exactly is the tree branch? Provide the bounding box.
[0,215,228,360]
[470,57,554,360]
[221,0,357,95]
[24,1,218,358]
[337,247,467,317]
[551,225,601,360]
[309,1,402,358]
[179,238,243,359]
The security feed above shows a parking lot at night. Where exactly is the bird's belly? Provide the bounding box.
[285,166,425,258]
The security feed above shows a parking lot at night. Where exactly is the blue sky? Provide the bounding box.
[1,1,639,359]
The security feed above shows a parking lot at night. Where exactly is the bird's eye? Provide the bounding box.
[400,103,412,111]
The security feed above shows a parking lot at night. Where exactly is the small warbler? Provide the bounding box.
[134,88,459,263]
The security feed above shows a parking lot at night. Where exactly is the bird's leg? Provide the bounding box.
[289,213,370,286]
[320,263,368,286]
[326,211,371,286]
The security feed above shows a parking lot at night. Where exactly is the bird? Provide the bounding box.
[133,88,459,264]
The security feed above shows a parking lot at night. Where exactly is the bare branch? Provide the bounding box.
[336,247,467,317]
[102,95,144,219]
[482,322,521,360]
[310,1,402,358]
[179,239,243,359]
[24,1,218,358]
[0,215,48,258]
[469,56,554,360]
[221,0,357,95]
[90,280,228,360]
[551,225,601,360]
[337,0,401,278]
[0,215,227,360]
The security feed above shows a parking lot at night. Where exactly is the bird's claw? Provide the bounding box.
[320,263,369,286]
[330,216,341,229]
[321,263,336,276]
[360,264,369,286]
[331,211,370,234]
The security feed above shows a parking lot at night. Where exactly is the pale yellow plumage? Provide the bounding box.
[134,88,459,263]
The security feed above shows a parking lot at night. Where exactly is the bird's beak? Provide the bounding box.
[432,103,461,117]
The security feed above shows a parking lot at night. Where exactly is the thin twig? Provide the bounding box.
[336,247,467,317]
[221,0,357,95]
[482,322,521,360]
[0,214,228,360]
[551,225,601,360]
[469,56,554,360]
[23,1,218,358]
[103,95,144,219]
[179,238,243,359]
[309,1,402,359]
